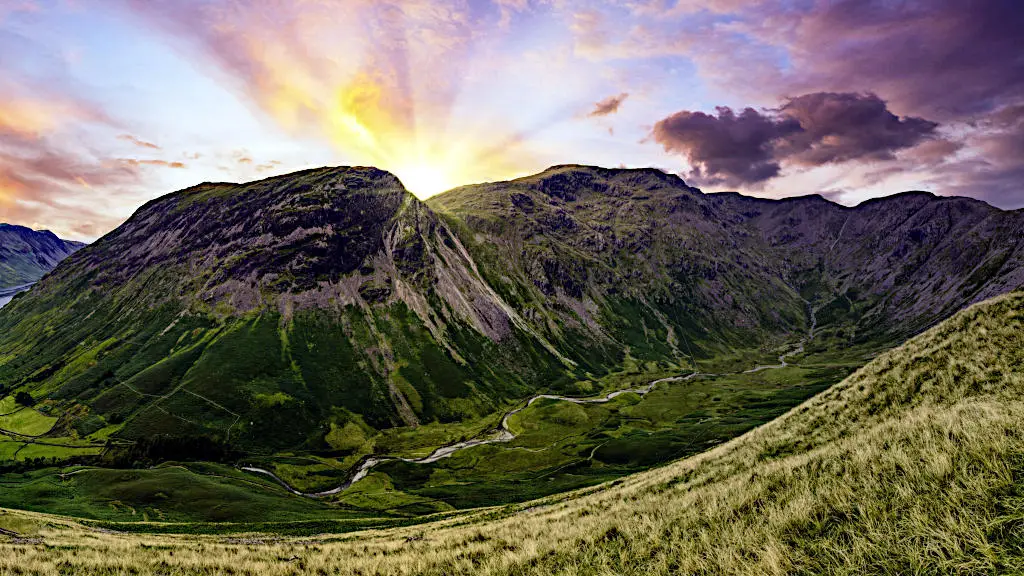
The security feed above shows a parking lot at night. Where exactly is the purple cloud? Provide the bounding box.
[777,92,938,166]
[652,92,938,186]
[619,0,1024,204]
[652,106,800,186]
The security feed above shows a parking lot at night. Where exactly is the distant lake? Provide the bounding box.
[0,283,34,309]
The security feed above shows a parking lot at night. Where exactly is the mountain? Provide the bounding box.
[4,289,1022,573]
[709,189,1024,339]
[0,167,579,453]
[0,165,1022,464]
[0,224,85,289]
[431,166,1024,355]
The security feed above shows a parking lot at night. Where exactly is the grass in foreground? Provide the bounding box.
[2,290,1023,575]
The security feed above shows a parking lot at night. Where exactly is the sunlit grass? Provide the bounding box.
[0,404,57,437]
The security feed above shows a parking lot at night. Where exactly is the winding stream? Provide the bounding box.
[243,303,819,498]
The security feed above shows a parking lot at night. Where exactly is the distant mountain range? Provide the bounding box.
[0,165,1021,455]
[0,224,85,289]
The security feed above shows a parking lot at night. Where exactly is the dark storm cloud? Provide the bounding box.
[777,93,938,166]
[763,0,1024,120]
[735,0,1024,204]
[632,0,1024,204]
[652,106,799,186]
[652,92,938,186]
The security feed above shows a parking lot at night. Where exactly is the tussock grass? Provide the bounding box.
[2,291,1023,575]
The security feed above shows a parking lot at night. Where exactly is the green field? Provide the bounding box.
[0,404,57,437]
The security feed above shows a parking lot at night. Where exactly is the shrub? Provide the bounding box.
[14,391,35,406]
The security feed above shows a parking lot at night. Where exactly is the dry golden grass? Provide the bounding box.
[2,290,1023,575]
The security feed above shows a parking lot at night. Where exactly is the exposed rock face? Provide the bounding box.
[0,167,574,449]
[0,164,1021,452]
[709,189,1024,338]
[0,224,84,288]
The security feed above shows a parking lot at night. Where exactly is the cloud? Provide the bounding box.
[110,158,187,169]
[0,127,145,238]
[621,0,1023,121]
[120,0,480,163]
[0,95,139,194]
[652,106,798,186]
[652,92,939,186]
[115,0,550,197]
[0,97,107,139]
[588,93,628,117]
[255,160,282,172]
[117,134,161,149]
[762,0,1024,121]
[929,103,1024,207]
[776,93,938,166]
[567,0,1024,205]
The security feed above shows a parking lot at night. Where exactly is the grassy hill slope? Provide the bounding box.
[3,289,1022,574]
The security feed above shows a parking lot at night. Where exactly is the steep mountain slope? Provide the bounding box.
[0,223,84,288]
[0,167,575,453]
[4,290,1022,575]
[429,166,808,370]
[710,190,1024,341]
[433,166,1024,354]
[0,164,1022,469]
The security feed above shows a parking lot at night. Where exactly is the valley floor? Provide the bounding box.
[0,336,859,524]
[2,291,1022,575]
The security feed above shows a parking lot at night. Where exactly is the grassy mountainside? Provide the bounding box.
[429,166,808,368]
[2,289,1022,574]
[435,167,1024,352]
[0,223,84,289]
[0,167,574,456]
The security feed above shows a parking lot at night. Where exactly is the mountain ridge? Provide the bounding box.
[0,164,1021,493]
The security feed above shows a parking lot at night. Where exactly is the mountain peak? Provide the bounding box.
[0,224,84,288]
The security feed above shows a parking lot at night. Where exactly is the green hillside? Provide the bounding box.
[2,289,1022,574]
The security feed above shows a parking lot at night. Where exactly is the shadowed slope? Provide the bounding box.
[0,167,574,453]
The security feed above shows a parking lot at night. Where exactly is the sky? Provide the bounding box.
[1,0,1022,241]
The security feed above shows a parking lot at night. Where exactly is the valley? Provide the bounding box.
[242,304,821,499]
[0,224,84,290]
[2,284,1022,575]
[0,164,1021,529]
